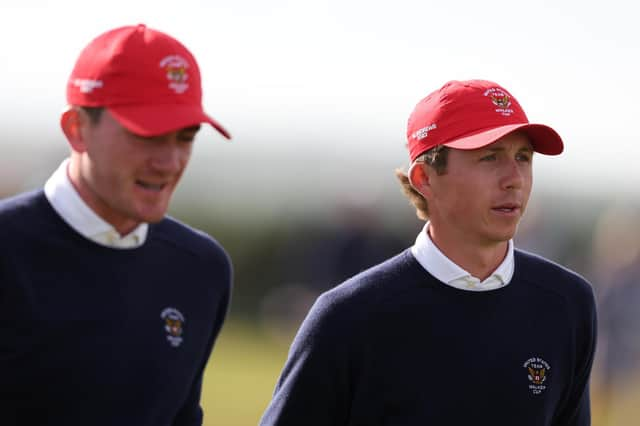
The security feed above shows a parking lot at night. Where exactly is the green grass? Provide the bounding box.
[592,377,640,425]
[201,321,640,426]
[201,321,290,426]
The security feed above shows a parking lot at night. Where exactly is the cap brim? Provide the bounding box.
[108,104,231,139]
[443,123,563,155]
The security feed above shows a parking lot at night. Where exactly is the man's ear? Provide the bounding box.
[60,108,88,153]
[408,162,432,198]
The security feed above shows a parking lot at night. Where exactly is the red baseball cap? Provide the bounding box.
[406,80,562,162]
[67,24,230,139]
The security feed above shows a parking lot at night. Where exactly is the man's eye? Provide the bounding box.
[132,133,155,142]
[517,153,532,162]
[480,154,497,161]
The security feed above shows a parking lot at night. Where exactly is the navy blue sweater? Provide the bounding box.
[260,249,596,425]
[0,190,232,426]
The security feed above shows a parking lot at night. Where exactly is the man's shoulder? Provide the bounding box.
[294,249,418,343]
[514,248,594,302]
[0,189,45,216]
[150,216,231,267]
[0,190,47,230]
[314,249,419,315]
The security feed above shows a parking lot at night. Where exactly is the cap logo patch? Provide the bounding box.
[523,357,551,395]
[160,55,190,94]
[72,78,103,94]
[411,123,437,141]
[161,307,185,347]
[484,87,514,117]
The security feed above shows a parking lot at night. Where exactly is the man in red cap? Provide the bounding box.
[260,80,597,425]
[0,25,231,425]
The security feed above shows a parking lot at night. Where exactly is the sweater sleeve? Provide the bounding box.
[172,253,233,426]
[553,279,598,426]
[172,376,205,426]
[259,292,357,426]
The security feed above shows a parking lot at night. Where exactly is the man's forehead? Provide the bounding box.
[482,132,533,150]
[126,124,201,138]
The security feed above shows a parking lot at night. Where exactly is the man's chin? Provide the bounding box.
[136,206,170,224]
[142,213,167,224]
[486,227,517,244]
[496,232,516,243]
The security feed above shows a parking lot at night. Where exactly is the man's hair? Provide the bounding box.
[395,145,450,220]
[79,106,105,125]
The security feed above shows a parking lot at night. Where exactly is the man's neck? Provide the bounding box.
[67,157,139,236]
[428,226,509,281]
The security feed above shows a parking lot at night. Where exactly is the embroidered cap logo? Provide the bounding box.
[484,87,514,117]
[411,123,438,141]
[72,78,103,94]
[160,55,190,94]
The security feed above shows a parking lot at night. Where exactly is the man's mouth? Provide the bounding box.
[136,180,166,191]
[492,203,520,213]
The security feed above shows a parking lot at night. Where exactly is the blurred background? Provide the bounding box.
[2,0,639,424]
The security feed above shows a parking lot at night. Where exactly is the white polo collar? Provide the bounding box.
[410,222,514,291]
[44,159,148,249]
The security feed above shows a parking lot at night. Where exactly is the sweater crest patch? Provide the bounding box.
[523,357,551,395]
[161,307,185,347]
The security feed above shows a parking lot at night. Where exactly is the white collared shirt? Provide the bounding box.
[44,159,148,249]
[410,223,514,291]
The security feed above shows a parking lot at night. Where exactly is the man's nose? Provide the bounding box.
[149,138,188,173]
[501,160,525,190]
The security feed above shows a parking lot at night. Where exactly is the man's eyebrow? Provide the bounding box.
[485,145,534,152]
[177,125,202,137]
[180,125,201,133]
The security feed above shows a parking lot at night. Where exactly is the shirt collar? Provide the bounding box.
[410,222,515,291]
[44,159,148,249]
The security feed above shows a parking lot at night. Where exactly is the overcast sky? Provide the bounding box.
[1,0,638,217]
